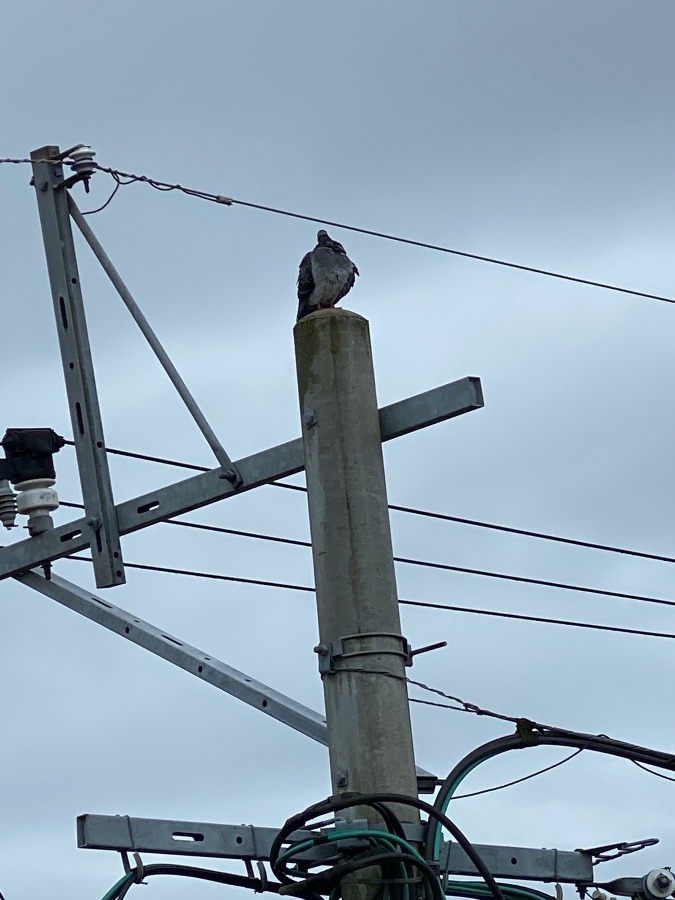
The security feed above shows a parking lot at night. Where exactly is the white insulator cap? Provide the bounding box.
[69,145,96,179]
[0,479,17,529]
[15,478,59,515]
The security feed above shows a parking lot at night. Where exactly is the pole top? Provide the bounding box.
[293,308,368,332]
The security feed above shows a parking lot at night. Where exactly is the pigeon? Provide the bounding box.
[296,230,359,321]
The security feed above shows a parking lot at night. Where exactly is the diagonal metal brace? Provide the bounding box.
[15,567,328,742]
[13,567,438,789]
[68,197,240,486]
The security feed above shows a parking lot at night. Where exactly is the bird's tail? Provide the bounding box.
[296,299,312,322]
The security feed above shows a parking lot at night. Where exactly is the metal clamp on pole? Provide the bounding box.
[314,632,411,676]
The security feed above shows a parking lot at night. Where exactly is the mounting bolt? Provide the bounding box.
[335,770,348,788]
[644,869,675,900]
[303,410,317,429]
[313,644,328,656]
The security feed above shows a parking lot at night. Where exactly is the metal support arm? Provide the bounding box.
[12,568,437,787]
[0,377,483,581]
[76,813,594,882]
[15,568,328,743]
[30,146,124,588]
[68,197,240,484]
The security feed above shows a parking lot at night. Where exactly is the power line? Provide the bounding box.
[632,761,675,784]
[66,555,314,593]
[168,519,675,610]
[80,176,121,216]
[402,596,675,641]
[167,518,311,548]
[400,555,675,608]
[62,555,675,642]
[90,163,675,308]
[449,748,584,800]
[387,503,675,567]
[4,156,675,308]
[60,440,675,567]
[60,504,675,611]
[62,438,209,472]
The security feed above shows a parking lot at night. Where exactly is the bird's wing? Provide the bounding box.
[334,259,359,302]
[297,251,315,303]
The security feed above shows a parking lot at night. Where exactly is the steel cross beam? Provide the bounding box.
[0,377,483,582]
[76,814,594,882]
[30,146,124,589]
[14,567,437,789]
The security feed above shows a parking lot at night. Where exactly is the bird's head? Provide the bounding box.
[316,229,347,254]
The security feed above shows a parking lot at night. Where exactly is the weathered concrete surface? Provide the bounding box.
[295,309,419,817]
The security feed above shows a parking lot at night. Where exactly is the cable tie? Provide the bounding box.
[256,860,269,893]
[132,851,146,883]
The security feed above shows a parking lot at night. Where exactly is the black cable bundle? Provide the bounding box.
[269,792,503,900]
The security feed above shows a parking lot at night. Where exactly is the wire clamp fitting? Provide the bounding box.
[120,850,146,883]
[314,632,411,676]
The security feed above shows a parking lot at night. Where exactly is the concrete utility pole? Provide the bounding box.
[295,309,419,822]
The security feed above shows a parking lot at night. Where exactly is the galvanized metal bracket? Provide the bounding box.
[314,632,412,675]
[30,146,124,589]
[77,813,595,883]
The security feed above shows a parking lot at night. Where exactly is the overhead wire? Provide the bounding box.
[60,498,675,613]
[425,727,675,863]
[88,162,675,308]
[631,761,675,784]
[440,748,584,800]
[80,175,121,215]
[61,555,675,642]
[3,154,675,307]
[60,439,675,567]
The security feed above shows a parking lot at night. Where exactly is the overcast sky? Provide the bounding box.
[3,3,675,899]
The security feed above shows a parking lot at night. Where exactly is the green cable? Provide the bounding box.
[277,828,425,865]
[99,872,134,900]
[277,828,426,900]
[433,760,484,860]
[445,880,554,900]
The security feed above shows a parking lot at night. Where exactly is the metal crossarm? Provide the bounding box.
[76,813,594,882]
[0,377,483,581]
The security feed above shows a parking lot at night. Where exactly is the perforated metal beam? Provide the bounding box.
[13,567,437,788]
[30,146,124,588]
[76,813,594,882]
